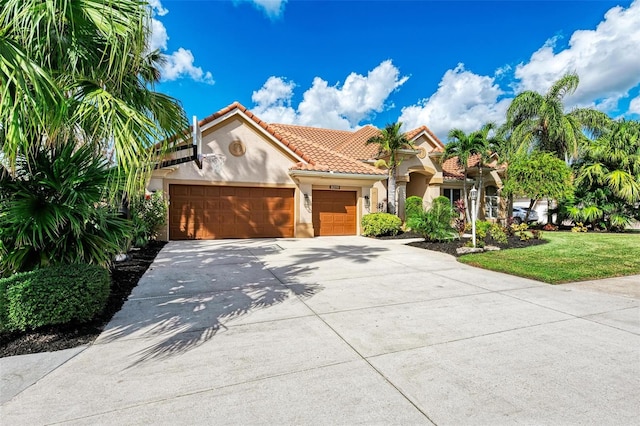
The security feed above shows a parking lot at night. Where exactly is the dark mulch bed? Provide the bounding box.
[377,231,547,257]
[0,241,166,358]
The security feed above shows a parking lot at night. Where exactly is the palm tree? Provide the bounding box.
[441,126,493,222]
[505,73,609,163]
[0,0,188,195]
[567,119,640,230]
[366,122,414,215]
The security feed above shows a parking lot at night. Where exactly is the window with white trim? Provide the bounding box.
[442,188,462,207]
[484,186,499,219]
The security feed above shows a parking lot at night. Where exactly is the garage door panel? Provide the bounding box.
[169,185,294,240]
[312,190,357,236]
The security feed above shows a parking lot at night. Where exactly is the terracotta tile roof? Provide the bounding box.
[270,123,386,175]
[192,102,442,176]
[441,153,500,179]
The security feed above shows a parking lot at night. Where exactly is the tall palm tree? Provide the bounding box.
[441,126,493,222]
[572,119,640,230]
[0,0,188,194]
[366,122,414,215]
[505,73,609,163]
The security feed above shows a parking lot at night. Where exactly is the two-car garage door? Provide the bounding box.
[168,185,357,239]
[169,185,294,240]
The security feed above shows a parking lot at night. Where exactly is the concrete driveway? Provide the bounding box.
[2,236,639,424]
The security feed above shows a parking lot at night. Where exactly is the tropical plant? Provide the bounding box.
[558,119,640,231]
[505,73,609,162]
[366,122,415,215]
[0,0,188,195]
[0,141,131,276]
[576,119,640,203]
[405,196,424,221]
[441,123,496,222]
[502,151,574,223]
[407,196,457,242]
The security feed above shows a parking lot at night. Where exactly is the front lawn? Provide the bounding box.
[458,232,640,284]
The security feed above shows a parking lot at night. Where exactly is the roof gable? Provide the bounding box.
[189,102,443,177]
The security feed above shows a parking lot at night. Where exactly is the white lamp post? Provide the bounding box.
[470,185,478,248]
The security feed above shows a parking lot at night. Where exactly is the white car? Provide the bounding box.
[512,206,539,224]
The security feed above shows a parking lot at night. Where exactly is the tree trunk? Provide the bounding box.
[475,166,484,220]
[525,198,536,222]
[388,167,396,215]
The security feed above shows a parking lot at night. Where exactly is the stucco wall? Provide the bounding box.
[161,116,298,185]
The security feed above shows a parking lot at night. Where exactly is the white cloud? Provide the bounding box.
[163,48,215,85]
[148,0,168,16]
[514,0,640,110]
[234,0,288,19]
[252,76,296,106]
[147,1,214,85]
[251,77,298,123]
[630,95,640,115]
[252,60,408,129]
[399,64,510,140]
[148,17,167,51]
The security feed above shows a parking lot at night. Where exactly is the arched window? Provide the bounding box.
[484,186,499,219]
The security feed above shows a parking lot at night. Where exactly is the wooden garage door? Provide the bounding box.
[312,190,357,236]
[169,185,294,240]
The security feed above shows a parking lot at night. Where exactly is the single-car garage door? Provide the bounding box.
[169,185,294,240]
[312,190,357,236]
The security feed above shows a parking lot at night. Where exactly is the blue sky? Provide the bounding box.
[151,0,640,140]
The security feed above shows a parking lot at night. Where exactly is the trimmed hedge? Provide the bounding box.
[361,213,403,237]
[0,264,110,332]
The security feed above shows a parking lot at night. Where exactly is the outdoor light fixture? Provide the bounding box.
[364,195,370,210]
[303,193,311,211]
[470,186,478,248]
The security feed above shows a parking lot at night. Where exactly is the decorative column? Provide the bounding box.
[396,175,409,221]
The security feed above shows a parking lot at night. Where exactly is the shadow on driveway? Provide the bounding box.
[98,239,389,366]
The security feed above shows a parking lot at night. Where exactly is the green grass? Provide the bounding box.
[458,232,640,284]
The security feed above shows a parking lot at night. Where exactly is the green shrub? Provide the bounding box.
[130,191,168,247]
[0,264,110,332]
[572,222,588,233]
[488,223,508,244]
[407,196,457,242]
[464,220,492,240]
[405,196,424,221]
[464,221,508,245]
[361,213,403,237]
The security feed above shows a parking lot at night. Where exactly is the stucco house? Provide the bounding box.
[149,102,504,240]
